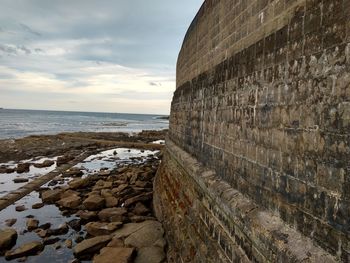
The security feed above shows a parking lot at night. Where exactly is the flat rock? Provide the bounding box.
[0,228,17,251]
[93,247,135,263]
[114,221,159,240]
[47,223,69,236]
[15,205,27,212]
[124,221,164,248]
[134,246,165,263]
[26,218,39,231]
[98,207,127,222]
[57,194,81,209]
[5,241,43,260]
[73,235,112,259]
[69,178,90,190]
[63,167,83,177]
[57,155,74,166]
[41,189,63,203]
[83,195,105,211]
[32,203,44,209]
[124,192,152,207]
[76,210,97,221]
[85,222,122,236]
[34,160,54,168]
[13,178,29,183]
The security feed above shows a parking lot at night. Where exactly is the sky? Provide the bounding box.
[0,0,203,114]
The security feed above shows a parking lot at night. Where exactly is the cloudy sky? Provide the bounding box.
[0,0,202,114]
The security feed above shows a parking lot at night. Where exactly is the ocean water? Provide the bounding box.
[0,109,169,140]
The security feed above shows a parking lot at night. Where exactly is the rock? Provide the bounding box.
[124,221,164,248]
[124,192,153,207]
[93,247,135,263]
[16,163,31,173]
[5,241,43,260]
[13,178,29,183]
[65,239,73,249]
[83,195,105,211]
[98,207,127,222]
[130,216,156,223]
[47,223,69,236]
[76,210,97,221]
[100,189,113,198]
[107,238,125,248]
[134,246,165,263]
[38,223,51,230]
[135,180,148,188]
[57,194,81,209]
[5,219,17,227]
[15,205,27,212]
[63,167,83,177]
[43,237,60,245]
[26,219,39,231]
[41,189,63,203]
[93,181,113,191]
[85,222,122,236]
[73,235,112,259]
[57,155,74,166]
[112,184,128,194]
[133,202,150,215]
[35,229,48,238]
[69,178,90,190]
[105,196,119,208]
[33,160,55,168]
[0,166,15,174]
[114,221,162,241]
[0,228,17,251]
[67,219,81,231]
[32,203,44,209]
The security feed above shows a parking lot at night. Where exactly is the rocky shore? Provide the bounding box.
[0,130,167,262]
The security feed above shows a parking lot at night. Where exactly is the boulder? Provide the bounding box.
[133,202,150,215]
[98,207,127,222]
[134,246,165,263]
[56,155,74,166]
[15,205,27,212]
[26,218,39,231]
[77,210,98,221]
[5,241,43,260]
[124,221,164,248]
[57,194,81,209]
[47,223,69,236]
[65,239,73,249]
[16,163,31,173]
[63,167,83,177]
[67,219,81,231]
[93,247,135,263]
[5,219,17,227]
[32,203,44,209]
[0,228,17,251]
[73,235,112,259]
[69,178,90,190]
[85,222,122,236]
[105,196,119,208]
[13,178,29,183]
[124,192,153,207]
[83,195,105,211]
[34,160,55,168]
[41,189,63,203]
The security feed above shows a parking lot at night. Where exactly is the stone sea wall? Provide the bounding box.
[154,0,350,262]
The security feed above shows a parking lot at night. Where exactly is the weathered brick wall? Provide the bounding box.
[155,0,350,262]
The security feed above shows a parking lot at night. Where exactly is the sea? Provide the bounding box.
[0,108,169,140]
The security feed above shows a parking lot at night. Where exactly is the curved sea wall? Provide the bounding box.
[154,0,350,262]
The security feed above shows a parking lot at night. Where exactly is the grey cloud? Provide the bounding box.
[149,82,162,87]
[19,23,41,37]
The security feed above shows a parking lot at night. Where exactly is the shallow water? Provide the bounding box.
[0,147,158,262]
[0,157,58,198]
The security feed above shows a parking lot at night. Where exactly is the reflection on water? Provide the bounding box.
[0,147,158,262]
